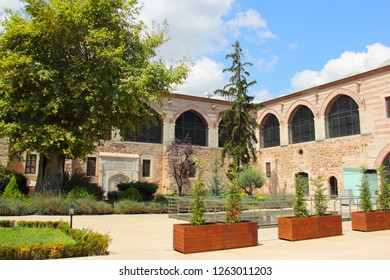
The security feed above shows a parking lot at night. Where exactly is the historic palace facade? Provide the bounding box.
[1,65,390,196]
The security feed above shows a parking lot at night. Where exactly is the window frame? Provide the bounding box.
[25,154,37,174]
[86,157,97,177]
[142,159,152,178]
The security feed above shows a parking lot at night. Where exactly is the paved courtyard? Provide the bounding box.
[2,214,390,260]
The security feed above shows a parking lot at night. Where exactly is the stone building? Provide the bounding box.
[256,64,390,197]
[1,64,390,196]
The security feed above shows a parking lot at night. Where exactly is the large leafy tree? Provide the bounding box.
[215,41,261,178]
[0,0,188,193]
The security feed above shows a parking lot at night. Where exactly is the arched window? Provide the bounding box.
[175,110,208,146]
[383,153,390,183]
[289,106,315,144]
[327,95,360,138]
[260,114,280,148]
[124,119,163,144]
[329,176,338,196]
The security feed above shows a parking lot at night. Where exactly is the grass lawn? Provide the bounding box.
[0,227,76,247]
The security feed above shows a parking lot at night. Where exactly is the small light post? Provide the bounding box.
[69,205,75,228]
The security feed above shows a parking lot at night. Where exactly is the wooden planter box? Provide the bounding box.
[278,215,342,241]
[351,211,390,232]
[173,221,258,254]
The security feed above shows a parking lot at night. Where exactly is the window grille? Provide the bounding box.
[142,159,151,177]
[261,114,280,148]
[86,157,97,177]
[290,106,315,144]
[124,121,162,144]
[327,95,360,138]
[175,111,208,146]
[25,154,37,174]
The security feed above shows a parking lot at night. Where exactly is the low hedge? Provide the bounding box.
[0,220,111,260]
[0,196,168,215]
[113,200,168,214]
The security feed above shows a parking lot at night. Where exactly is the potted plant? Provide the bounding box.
[351,166,390,231]
[173,162,258,254]
[173,158,223,254]
[222,169,258,250]
[278,175,342,241]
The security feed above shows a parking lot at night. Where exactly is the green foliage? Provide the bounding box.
[113,200,168,214]
[116,181,159,201]
[237,165,265,195]
[190,158,206,226]
[225,169,242,223]
[0,196,114,216]
[293,175,309,218]
[119,187,142,202]
[66,187,91,199]
[209,154,224,196]
[0,0,188,191]
[377,166,390,211]
[2,176,24,199]
[106,191,121,202]
[215,41,262,176]
[0,220,111,259]
[63,170,105,200]
[311,176,328,216]
[359,167,373,212]
[0,165,28,195]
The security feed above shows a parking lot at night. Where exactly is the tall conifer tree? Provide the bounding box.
[215,41,262,178]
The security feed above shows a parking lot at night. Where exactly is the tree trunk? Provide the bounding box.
[35,153,65,194]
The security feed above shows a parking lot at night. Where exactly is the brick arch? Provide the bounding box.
[257,108,282,126]
[374,143,390,169]
[172,104,212,128]
[320,88,362,117]
[284,99,317,125]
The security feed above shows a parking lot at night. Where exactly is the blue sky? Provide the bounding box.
[2,0,390,101]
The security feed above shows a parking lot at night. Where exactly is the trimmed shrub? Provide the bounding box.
[237,165,265,195]
[119,187,142,202]
[116,181,159,201]
[2,176,25,199]
[0,165,28,195]
[107,191,121,202]
[0,220,111,259]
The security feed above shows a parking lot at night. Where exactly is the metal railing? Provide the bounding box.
[166,195,372,227]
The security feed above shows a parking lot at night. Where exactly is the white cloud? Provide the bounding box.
[257,55,279,72]
[139,0,234,61]
[173,57,226,97]
[288,42,298,50]
[291,43,390,91]
[226,8,276,43]
[252,89,272,102]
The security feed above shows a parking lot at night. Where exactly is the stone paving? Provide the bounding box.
[2,214,390,260]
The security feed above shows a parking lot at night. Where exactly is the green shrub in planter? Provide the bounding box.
[293,174,309,218]
[359,167,373,213]
[311,176,328,216]
[377,165,390,211]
